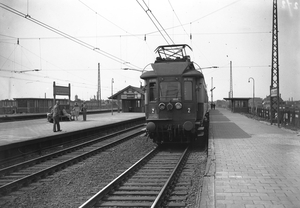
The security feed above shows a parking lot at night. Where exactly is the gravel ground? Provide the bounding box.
[0,137,207,208]
[184,150,207,207]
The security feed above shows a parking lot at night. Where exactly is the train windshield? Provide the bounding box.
[160,81,181,102]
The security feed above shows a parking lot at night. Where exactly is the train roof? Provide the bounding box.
[140,44,204,79]
[140,62,204,79]
[154,44,192,63]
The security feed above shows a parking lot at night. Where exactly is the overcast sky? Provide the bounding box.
[0,0,299,101]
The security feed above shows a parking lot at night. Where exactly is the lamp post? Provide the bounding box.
[122,63,152,73]
[193,63,218,72]
[248,77,255,114]
[111,78,114,115]
[123,68,143,72]
[210,77,216,109]
[14,69,41,73]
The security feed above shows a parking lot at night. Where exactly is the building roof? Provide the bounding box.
[223,97,251,101]
[14,98,68,100]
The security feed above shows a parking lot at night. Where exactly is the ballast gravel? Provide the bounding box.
[0,137,207,208]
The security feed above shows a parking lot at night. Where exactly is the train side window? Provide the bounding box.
[149,80,157,102]
[184,81,192,100]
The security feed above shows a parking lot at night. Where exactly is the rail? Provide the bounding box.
[79,146,190,208]
[0,125,145,195]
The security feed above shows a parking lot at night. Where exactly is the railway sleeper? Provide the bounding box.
[113,190,158,195]
[98,201,153,207]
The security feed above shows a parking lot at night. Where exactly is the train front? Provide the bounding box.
[140,44,209,144]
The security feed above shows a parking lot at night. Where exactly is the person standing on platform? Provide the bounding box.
[82,101,87,121]
[53,101,62,132]
[73,102,80,120]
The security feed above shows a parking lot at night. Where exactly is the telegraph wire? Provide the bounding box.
[0,3,142,71]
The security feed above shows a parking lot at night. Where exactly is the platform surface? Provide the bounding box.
[0,112,144,147]
[201,108,300,208]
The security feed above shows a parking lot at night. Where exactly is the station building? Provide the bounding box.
[109,85,145,112]
[224,97,251,113]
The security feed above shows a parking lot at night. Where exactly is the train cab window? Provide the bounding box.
[184,81,193,100]
[149,80,157,102]
[160,81,181,102]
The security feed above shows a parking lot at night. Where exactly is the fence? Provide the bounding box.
[0,100,17,114]
[0,99,120,115]
[250,107,300,130]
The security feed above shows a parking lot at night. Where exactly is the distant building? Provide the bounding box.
[248,97,263,108]
[215,100,228,108]
[224,97,251,113]
[0,99,17,114]
[262,95,284,109]
[109,85,144,112]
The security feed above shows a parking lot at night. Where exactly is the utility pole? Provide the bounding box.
[97,63,101,109]
[210,77,216,109]
[111,78,114,115]
[270,0,280,126]
[211,77,214,103]
[230,61,233,98]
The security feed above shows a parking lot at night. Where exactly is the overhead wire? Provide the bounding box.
[78,0,143,42]
[0,2,145,95]
[136,0,174,45]
[0,30,271,43]
[168,0,189,38]
[0,43,99,88]
[0,68,97,87]
[0,42,90,81]
[0,0,261,45]
[0,3,142,71]
[0,46,126,94]
[145,0,243,37]
[0,34,17,39]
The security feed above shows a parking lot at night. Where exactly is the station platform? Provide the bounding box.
[200,108,300,208]
[0,112,144,148]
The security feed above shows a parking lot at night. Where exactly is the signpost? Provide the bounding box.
[53,81,71,106]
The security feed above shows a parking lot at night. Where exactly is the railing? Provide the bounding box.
[248,107,300,130]
[0,106,17,114]
[0,103,119,115]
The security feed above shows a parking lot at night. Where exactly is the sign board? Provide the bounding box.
[54,86,69,96]
[121,92,141,100]
[270,88,277,97]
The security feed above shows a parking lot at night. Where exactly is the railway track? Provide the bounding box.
[79,146,192,208]
[0,124,145,196]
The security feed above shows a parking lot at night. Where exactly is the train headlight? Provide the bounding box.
[175,102,182,110]
[158,103,165,110]
[167,102,173,111]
